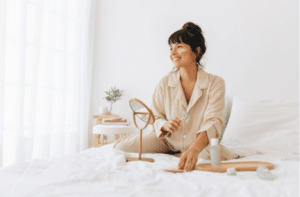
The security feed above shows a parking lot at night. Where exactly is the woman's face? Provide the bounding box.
[169,42,197,69]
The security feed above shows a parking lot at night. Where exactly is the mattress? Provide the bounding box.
[0,144,298,197]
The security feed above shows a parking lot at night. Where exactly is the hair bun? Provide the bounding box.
[182,22,202,34]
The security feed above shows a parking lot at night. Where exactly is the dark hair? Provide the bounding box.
[168,22,206,67]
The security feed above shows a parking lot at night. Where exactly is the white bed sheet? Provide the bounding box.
[0,144,298,197]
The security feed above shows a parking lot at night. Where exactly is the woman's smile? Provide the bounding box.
[173,57,181,62]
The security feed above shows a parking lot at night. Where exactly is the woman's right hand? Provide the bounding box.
[161,117,181,133]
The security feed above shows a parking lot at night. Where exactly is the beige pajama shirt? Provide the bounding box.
[114,67,238,160]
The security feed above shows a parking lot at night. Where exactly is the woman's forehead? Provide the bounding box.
[169,42,188,46]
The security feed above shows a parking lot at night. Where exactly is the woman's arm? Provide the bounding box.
[178,76,226,171]
[190,131,209,153]
[151,78,169,138]
[151,77,182,138]
[197,76,225,142]
[178,131,209,171]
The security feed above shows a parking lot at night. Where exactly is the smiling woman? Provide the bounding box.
[114,22,239,172]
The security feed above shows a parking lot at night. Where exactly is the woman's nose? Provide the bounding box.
[171,48,177,55]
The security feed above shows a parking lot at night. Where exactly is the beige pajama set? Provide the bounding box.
[114,67,239,160]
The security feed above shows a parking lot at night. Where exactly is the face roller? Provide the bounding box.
[180,111,190,122]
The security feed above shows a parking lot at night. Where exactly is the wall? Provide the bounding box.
[88,0,299,146]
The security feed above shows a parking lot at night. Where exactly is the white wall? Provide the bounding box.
[88,0,299,146]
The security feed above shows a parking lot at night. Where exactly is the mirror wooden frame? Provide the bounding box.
[126,98,155,162]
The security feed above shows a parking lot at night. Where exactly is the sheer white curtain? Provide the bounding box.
[0,0,96,167]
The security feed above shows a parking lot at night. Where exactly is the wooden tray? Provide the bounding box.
[163,169,185,173]
[163,161,274,173]
[196,161,274,173]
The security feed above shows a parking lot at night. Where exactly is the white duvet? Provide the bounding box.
[0,144,299,197]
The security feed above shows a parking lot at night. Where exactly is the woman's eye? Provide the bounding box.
[170,48,173,51]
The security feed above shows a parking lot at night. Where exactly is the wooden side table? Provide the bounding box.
[92,114,120,147]
[92,125,138,147]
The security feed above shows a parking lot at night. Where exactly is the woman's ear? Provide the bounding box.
[196,47,200,55]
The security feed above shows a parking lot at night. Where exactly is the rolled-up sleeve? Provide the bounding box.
[150,79,169,138]
[197,77,225,143]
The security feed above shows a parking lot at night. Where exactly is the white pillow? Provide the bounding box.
[220,96,299,156]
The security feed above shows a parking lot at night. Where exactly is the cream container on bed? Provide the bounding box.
[210,138,221,168]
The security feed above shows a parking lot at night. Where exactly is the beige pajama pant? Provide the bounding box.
[113,131,231,160]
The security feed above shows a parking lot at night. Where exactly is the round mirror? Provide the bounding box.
[129,98,155,125]
[127,98,155,163]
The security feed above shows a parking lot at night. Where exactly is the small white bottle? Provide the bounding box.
[210,138,221,168]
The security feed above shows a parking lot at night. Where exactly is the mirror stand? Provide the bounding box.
[127,99,155,162]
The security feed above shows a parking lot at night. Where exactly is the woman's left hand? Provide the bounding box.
[178,149,200,172]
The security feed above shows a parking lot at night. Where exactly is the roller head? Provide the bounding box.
[183,111,190,122]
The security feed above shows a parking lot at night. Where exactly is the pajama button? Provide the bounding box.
[183,135,186,138]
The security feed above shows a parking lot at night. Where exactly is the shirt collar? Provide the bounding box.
[167,67,209,89]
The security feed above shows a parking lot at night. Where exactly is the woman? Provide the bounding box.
[114,22,239,171]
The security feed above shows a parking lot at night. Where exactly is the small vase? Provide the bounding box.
[109,102,115,115]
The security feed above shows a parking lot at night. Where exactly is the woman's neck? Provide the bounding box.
[179,64,198,83]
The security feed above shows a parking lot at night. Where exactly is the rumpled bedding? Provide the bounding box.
[0,144,298,197]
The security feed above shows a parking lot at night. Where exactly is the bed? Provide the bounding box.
[0,96,298,197]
